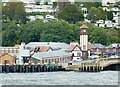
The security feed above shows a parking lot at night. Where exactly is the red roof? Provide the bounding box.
[36,46,52,52]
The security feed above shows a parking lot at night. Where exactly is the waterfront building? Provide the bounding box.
[0,43,30,64]
[0,53,16,65]
[67,44,82,61]
[31,49,72,64]
[90,43,120,57]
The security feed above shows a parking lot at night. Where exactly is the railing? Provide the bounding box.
[96,57,120,67]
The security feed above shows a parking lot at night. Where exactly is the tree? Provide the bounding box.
[87,7,102,23]
[40,20,71,43]
[57,4,84,24]
[19,20,44,43]
[57,0,70,10]
[98,7,106,20]
[2,22,19,46]
[107,11,113,21]
[2,1,28,24]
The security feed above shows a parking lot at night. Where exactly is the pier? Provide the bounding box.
[0,57,120,73]
[0,64,63,73]
[65,57,120,72]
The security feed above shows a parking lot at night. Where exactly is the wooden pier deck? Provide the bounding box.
[65,57,120,72]
[0,65,63,73]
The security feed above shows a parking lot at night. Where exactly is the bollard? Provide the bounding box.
[54,66,57,71]
[49,66,52,72]
[91,66,94,72]
[31,65,35,72]
[48,66,51,72]
[37,65,41,72]
[44,65,47,72]
[5,65,9,73]
[9,65,14,73]
[41,65,44,72]
[46,66,49,72]
[25,65,29,73]
[35,65,37,72]
[18,65,23,73]
[88,66,90,72]
[28,65,31,72]
[52,66,55,72]
[0,65,2,73]
[2,66,5,73]
[12,65,16,73]
[34,65,37,72]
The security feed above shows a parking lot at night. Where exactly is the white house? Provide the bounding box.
[67,45,82,62]
[105,20,113,27]
[81,7,88,18]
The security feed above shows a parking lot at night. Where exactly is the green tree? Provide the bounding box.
[107,11,113,21]
[40,20,71,43]
[98,6,106,20]
[2,22,19,46]
[19,20,44,43]
[57,4,84,24]
[2,1,28,24]
[87,7,101,23]
[57,0,70,10]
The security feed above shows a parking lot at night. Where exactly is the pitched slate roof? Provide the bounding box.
[67,45,81,52]
[25,42,69,50]
[32,49,72,60]
[91,43,104,48]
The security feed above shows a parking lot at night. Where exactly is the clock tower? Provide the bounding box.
[80,24,88,60]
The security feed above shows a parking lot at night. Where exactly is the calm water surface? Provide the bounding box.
[0,71,118,85]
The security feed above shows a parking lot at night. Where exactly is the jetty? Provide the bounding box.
[0,64,64,73]
[0,57,120,73]
[65,57,120,72]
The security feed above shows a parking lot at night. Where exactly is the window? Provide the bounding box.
[77,53,81,56]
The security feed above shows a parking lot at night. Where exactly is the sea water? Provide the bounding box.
[0,71,118,85]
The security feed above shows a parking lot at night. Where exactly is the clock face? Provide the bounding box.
[83,30,86,32]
